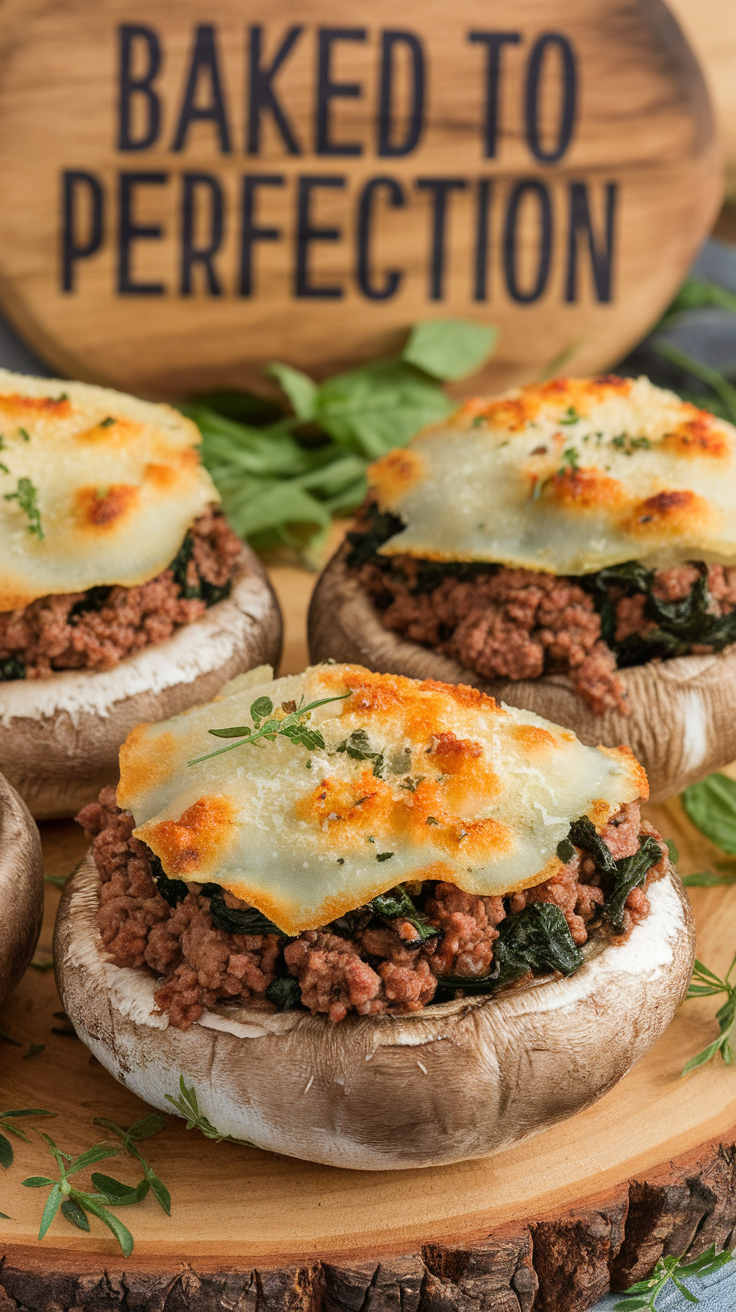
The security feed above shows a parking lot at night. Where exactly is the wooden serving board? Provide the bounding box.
[2,563,736,1312]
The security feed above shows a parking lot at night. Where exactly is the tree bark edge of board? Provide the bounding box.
[2,1129,736,1312]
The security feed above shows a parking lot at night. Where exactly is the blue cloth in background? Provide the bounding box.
[1,241,735,1312]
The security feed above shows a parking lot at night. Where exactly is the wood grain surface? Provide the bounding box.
[668,0,736,195]
[1,563,736,1312]
[0,0,722,400]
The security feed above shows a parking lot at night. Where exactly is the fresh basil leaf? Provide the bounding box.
[402,319,497,381]
[60,1198,90,1231]
[682,773,736,855]
[315,360,454,459]
[265,975,302,1011]
[605,837,662,931]
[266,362,318,421]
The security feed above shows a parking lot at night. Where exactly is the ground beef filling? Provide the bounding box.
[0,505,242,679]
[78,789,667,1030]
[352,521,736,714]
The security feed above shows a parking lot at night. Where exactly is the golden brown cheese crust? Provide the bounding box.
[118,664,647,936]
[0,370,217,608]
[368,375,736,574]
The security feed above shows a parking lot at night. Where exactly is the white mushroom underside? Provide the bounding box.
[56,852,695,1171]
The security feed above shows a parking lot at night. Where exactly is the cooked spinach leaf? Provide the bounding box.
[200,886,285,937]
[169,532,232,607]
[0,656,25,681]
[149,856,188,907]
[604,836,663,931]
[437,902,583,996]
[568,817,617,875]
[369,884,438,941]
[265,976,301,1010]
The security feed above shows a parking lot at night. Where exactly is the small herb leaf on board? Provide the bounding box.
[613,1243,734,1309]
[0,1108,56,1169]
[165,1075,254,1147]
[93,1113,170,1215]
[682,954,736,1075]
[401,319,497,380]
[681,773,736,854]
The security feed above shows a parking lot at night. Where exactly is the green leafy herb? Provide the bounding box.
[168,530,231,607]
[23,1044,46,1060]
[18,427,30,442]
[401,319,497,381]
[336,727,386,777]
[611,433,651,455]
[30,958,54,971]
[0,1108,56,1170]
[614,1243,734,1310]
[265,362,318,421]
[376,852,393,862]
[605,837,662,931]
[656,340,736,426]
[683,869,736,888]
[265,975,301,1011]
[21,1130,137,1254]
[99,416,116,428]
[426,815,439,825]
[559,406,581,425]
[682,954,736,1075]
[558,447,580,474]
[189,691,351,766]
[681,773,736,855]
[4,477,43,539]
[165,1075,253,1146]
[92,1113,170,1215]
[666,838,679,864]
[369,884,438,941]
[44,874,67,889]
[556,838,575,864]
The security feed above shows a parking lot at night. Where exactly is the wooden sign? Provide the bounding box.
[668,0,736,197]
[0,0,723,399]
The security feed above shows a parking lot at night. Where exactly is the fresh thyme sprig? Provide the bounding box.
[188,691,351,766]
[0,1108,56,1169]
[21,1130,143,1254]
[164,1075,254,1146]
[93,1113,170,1214]
[4,476,43,539]
[614,1244,734,1309]
[682,954,736,1075]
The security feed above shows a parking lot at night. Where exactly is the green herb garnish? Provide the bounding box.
[99,416,116,428]
[682,954,736,1076]
[437,902,583,996]
[614,1243,734,1310]
[21,1130,141,1254]
[559,406,581,425]
[4,476,43,538]
[0,1108,56,1170]
[165,1076,253,1146]
[189,691,351,766]
[92,1113,170,1214]
[559,446,580,471]
[18,427,30,442]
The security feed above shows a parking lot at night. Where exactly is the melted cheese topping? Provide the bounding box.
[368,375,736,574]
[0,370,217,608]
[117,663,647,936]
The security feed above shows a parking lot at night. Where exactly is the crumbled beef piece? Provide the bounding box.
[424,883,506,977]
[284,932,383,1023]
[651,565,701,603]
[359,558,627,714]
[0,506,242,678]
[80,792,664,1027]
